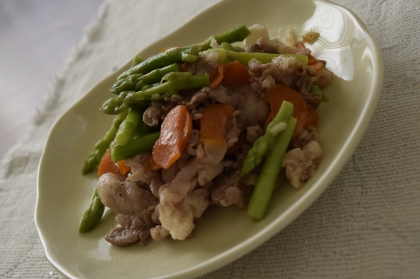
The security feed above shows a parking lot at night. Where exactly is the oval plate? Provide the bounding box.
[36,0,382,278]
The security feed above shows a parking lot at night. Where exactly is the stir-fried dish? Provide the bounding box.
[78,24,333,246]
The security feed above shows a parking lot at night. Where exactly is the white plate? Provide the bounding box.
[35,0,382,278]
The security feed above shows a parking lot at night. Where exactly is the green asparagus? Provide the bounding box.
[247,116,297,221]
[240,101,294,177]
[111,131,160,162]
[201,48,309,66]
[131,55,143,67]
[134,63,181,91]
[78,189,105,233]
[116,24,250,81]
[101,72,209,115]
[82,110,128,174]
[111,64,182,94]
[115,108,143,146]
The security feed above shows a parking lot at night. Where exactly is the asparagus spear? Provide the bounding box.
[111,63,181,94]
[115,108,143,146]
[111,131,160,162]
[240,101,294,177]
[82,110,128,174]
[247,116,297,221]
[78,189,105,233]
[101,72,209,115]
[201,48,309,66]
[116,24,251,80]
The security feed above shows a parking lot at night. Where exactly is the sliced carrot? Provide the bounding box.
[98,149,121,178]
[200,104,234,145]
[117,160,131,175]
[307,61,324,72]
[307,54,318,65]
[305,105,319,128]
[210,64,224,89]
[152,105,192,170]
[265,84,308,138]
[146,155,161,171]
[221,60,250,87]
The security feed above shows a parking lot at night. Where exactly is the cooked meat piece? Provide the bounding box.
[105,214,150,246]
[313,67,333,88]
[211,171,244,207]
[143,95,185,127]
[125,154,157,184]
[225,110,241,149]
[235,85,270,129]
[283,140,322,188]
[158,188,210,240]
[143,102,162,127]
[158,143,226,240]
[150,225,170,241]
[208,85,231,104]
[97,173,157,217]
[291,126,320,149]
[245,125,264,144]
[186,87,211,110]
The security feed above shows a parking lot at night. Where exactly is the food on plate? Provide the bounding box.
[79,24,332,245]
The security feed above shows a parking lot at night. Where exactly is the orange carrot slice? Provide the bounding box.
[307,61,324,72]
[117,160,131,175]
[152,105,192,169]
[200,104,234,145]
[98,149,121,178]
[265,84,308,138]
[307,54,318,65]
[221,60,250,87]
[146,155,161,171]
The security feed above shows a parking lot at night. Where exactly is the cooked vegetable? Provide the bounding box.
[115,109,143,146]
[221,60,250,87]
[116,24,251,80]
[111,63,181,94]
[240,101,294,177]
[201,48,308,66]
[111,131,160,162]
[247,116,297,221]
[101,72,210,115]
[78,189,105,233]
[151,105,192,169]
[117,160,131,174]
[98,149,121,177]
[199,104,234,145]
[82,110,128,174]
[265,84,308,138]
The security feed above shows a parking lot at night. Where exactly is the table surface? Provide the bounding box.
[0,0,105,161]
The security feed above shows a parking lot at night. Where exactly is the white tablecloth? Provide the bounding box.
[1,0,419,278]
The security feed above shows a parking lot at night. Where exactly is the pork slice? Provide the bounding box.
[235,85,269,129]
[124,153,157,184]
[158,143,226,240]
[283,140,322,188]
[97,173,157,217]
[158,188,210,240]
[105,214,151,246]
[211,171,244,207]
